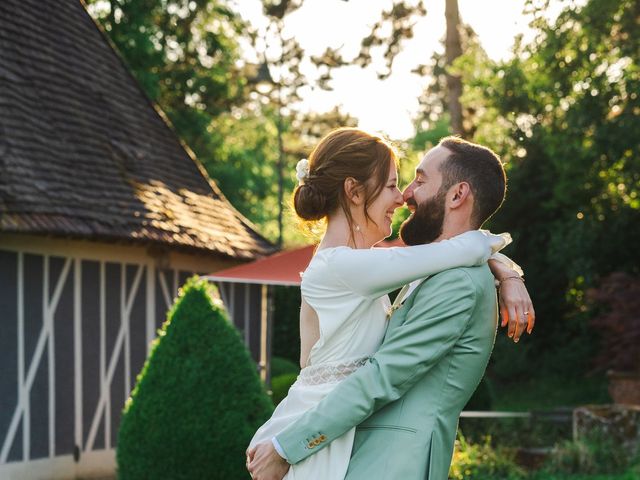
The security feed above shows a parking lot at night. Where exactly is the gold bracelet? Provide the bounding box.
[497,276,524,289]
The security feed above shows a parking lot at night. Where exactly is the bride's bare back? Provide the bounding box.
[299,298,320,368]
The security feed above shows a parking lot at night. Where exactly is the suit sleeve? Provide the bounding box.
[328,230,495,298]
[275,269,478,464]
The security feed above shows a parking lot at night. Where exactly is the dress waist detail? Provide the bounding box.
[297,357,370,386]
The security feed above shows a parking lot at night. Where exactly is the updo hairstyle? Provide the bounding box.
[294,128,397,232]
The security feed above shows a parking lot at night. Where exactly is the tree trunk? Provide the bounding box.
[445,0,464,137]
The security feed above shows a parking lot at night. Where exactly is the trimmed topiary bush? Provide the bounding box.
[117,277,273,480]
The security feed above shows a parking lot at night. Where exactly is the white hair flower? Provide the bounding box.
[296,158,310,185]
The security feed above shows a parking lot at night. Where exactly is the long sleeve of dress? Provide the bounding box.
[325,230,507,298]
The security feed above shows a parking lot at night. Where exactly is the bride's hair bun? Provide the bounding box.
[294,182,328,221]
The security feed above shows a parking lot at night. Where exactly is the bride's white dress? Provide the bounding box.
[248,232,507,480]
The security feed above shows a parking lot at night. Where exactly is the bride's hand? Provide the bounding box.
[489,258,535,342]
[498,276,535,342]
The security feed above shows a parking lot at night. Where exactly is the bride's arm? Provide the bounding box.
[489,256,535,342]
[328,230,507,298]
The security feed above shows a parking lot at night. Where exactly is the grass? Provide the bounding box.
[528,471,639,480]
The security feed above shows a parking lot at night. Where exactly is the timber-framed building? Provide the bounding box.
[0,1,275,477]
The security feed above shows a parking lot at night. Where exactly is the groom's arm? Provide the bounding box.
[275,268,479,464]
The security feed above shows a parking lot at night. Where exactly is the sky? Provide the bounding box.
[235,0,574,139]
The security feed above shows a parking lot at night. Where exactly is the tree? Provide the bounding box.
[311,1,427,84]
[454,0,640,377]
[444,0,463,136]
[313,0,469,137]
[412,23,486,147]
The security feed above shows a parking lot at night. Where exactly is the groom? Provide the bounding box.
[248,136,527,479]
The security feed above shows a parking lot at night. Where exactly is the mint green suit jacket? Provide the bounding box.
[276,265,498,480]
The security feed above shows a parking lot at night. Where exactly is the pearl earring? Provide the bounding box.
[355,225,361,232]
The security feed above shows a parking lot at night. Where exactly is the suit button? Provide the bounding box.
[319,435,327,441]
[307,442,315,449]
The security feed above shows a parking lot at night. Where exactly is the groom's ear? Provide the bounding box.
[449,181,472,209]
[344,177,364,205]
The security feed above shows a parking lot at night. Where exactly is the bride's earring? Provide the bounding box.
[354,224,361,232]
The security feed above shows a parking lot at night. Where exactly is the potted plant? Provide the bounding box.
[588,272,640,405]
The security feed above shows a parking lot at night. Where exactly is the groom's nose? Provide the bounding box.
[402,183,415,204]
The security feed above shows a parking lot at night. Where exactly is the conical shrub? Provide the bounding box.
[117,277,273,479]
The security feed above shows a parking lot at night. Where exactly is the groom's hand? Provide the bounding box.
[246,442,289,480]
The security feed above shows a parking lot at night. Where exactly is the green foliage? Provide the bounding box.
[491,373,609,412]
[459,415,571,452]
[205,106,284,238]
[116,277,273,480]
[464,377,493,411]
[270,373,299,406]
[449,432,526,480]
[412,116,452,152]
[448,431,640,480]
[270,356,300,377]
[386,205,410,241]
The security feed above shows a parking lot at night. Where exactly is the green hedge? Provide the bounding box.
[270,373,299,406]
[117,277,273,479]
[270,356,300,378]
[272,286,301,363]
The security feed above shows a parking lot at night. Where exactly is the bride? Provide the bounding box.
[247,128,533,480]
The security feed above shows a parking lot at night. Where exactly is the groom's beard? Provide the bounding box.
[400,190,447,246]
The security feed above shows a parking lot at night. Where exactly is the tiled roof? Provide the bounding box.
[0,0,275,260]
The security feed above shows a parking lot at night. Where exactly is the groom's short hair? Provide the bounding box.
[438,136,506,228]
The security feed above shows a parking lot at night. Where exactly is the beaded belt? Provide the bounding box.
[296,357,370,386]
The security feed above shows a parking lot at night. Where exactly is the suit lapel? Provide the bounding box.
[401,277,430,303]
